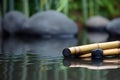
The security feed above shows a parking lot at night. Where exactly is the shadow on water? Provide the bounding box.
[0,30,120,80]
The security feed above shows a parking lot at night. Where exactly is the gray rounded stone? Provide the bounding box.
[24,10,78,36]
[3,11,28,35]
[106,18,120,35]
[86,16,110,27]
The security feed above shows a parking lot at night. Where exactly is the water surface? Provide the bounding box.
[0,31,120,80]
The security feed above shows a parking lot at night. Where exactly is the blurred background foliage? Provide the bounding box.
[1,0,120,24]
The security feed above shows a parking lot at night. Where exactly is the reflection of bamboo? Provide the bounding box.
[34,61,41,80]
[87,69,91,80]
[79,68,86,80]
[63,41,120,57]
[8,59,14,80]
[21,54,28,80]
[80,48,120,58]
[63,58,120,70]
[94,71,101,80]
[39,60,48,80]
[4,62,8,80]
[69,64,120,70]
[43,65,47,80]
[63,68,67,80]
[4,55,15,80]
[82,58,120,64]
[39,61,42,80]
[54,64,59,80]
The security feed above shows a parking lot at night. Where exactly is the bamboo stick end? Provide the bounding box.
[62,48,71,57]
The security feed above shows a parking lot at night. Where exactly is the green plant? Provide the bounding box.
[2,0,120,22]
[22,0,29,17]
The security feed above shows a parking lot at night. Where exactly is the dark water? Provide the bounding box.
[0,30,120,80]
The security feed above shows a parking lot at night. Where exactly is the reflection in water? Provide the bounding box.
[63,58,120,80]
[1,37,77,59]
[0,32,120,80]
[87,32,109,43]
[0,37,2,55]
[0,57,63,80]
[63,58,120,70]
[78,30,109,45]
[0,37,78,80]
[0,56,120,80]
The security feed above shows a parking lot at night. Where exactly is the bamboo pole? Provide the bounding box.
[82,0,88,22]
[95,0,100,15]
[89,0,94,16]
[63,0,68,15]
[63,41,120,57]
[3,0,7,15]
[9,0,14,11]
[35,0,40,12]
[23,0,29,17]
[80,48,120,58]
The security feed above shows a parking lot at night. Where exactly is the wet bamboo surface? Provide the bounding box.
[63,41,120,57]
[80,48,120,58]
